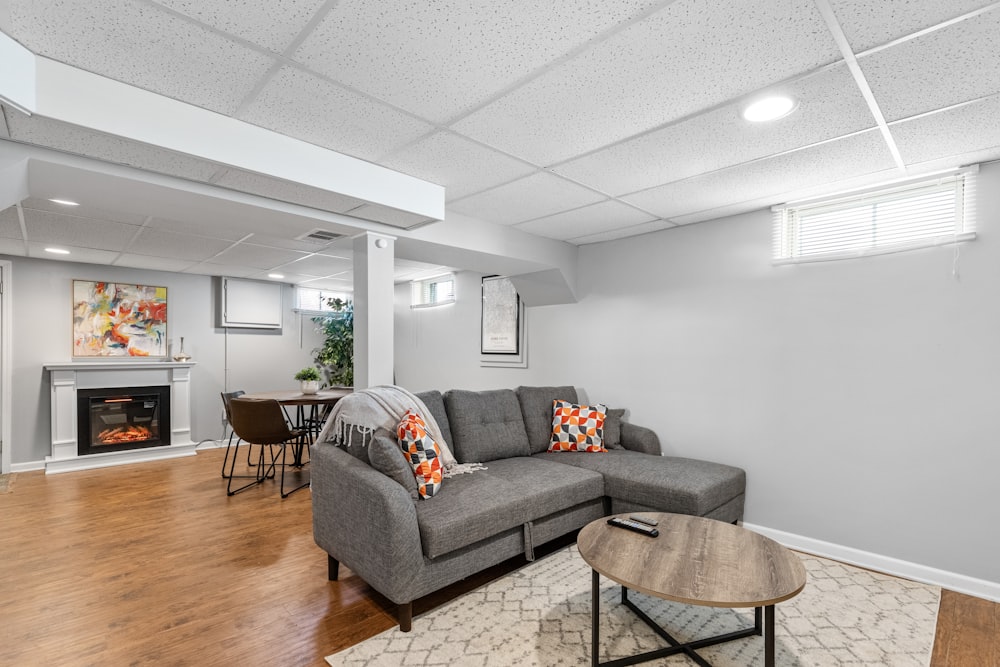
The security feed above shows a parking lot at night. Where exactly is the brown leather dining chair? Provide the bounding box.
[219,390,245,479]
[227,397,310,498]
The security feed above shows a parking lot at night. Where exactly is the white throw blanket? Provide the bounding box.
[317,385,484,477]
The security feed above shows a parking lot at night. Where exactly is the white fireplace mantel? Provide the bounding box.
[44,361,198,474]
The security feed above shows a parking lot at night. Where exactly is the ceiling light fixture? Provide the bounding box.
[48,198,80,206]
[45,247,71,255]
[742,96,797,122]
[268,273,285,279]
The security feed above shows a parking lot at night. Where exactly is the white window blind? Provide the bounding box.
[411,274,456,309]
[294,287,349,313]
[773,167,977,264]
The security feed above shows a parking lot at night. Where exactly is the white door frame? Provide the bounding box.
[1,259,12,474]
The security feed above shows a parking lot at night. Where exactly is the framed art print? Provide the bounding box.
[481,275,520,355]
[72,280,168,358]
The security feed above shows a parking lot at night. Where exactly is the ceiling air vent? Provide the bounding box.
[299,229,344,242]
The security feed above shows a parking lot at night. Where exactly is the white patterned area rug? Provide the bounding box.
[326,544,940,666]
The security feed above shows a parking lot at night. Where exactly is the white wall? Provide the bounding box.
[5,257,323,465]
[394,161,1000,588]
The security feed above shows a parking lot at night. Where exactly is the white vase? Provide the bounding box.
[300,380,320,394]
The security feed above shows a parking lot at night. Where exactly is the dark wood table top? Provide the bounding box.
[578,513,807,609]
[242,388,352,406]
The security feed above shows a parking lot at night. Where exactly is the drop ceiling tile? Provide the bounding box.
[239,66,434,162]
[347,204,435,229]
[184,263,258,278]
[27,242,119,264]
[448,172,604,225]
[145,216,249,241]
[128,228,235,261]
[22,209,141,251]
[112,254,197,272]
[452,0,841,165]
[0,238,27,255]
[22,197,147,226]
[280,253,353,277]
[299,276,353,291]
[210,243,308,269]
[891,96,1000,165]
[214,168,366,214]
[8,0,274,114]
[516,200,656,241]
[859,10,1000,121]
[6,116,225,182]
[152,0,327,53]
[623,130,897,219]
[0,207,22,239]
[243,233,335,253]
[294,0,665,123]
[553,65,874,196]
[246,271,317,285]
[379,132,537,201]
[570,219,677,245]
[829,0,996,52]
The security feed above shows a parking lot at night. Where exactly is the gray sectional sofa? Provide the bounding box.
[310,385,746,631]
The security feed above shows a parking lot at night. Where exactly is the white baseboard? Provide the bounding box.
[744,522,1000,603]
[10,460,44,473]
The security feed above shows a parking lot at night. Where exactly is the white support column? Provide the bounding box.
[352,232,396,389]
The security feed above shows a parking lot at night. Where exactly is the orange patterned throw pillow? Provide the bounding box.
[396,410,444,499]
[548,400,608,453]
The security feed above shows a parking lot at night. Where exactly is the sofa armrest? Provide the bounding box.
[310,443,424,603]
[620,422,661,455]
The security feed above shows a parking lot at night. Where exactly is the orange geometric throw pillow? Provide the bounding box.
[548,400,608,453]
[396,410,444,499]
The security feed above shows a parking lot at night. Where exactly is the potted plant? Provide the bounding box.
[294,367,321,394]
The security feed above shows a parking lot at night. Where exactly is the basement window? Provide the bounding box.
[294,287,350,314]
[772,166,977,264]
[411,273,456,309]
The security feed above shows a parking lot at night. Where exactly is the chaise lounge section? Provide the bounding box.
[310,385,745,631]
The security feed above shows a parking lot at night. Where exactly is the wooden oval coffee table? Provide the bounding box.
[578,513,807,667]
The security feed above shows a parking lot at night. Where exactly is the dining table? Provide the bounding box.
[242,387,352,465]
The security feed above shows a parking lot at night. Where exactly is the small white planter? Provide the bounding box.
[300,380,320,394]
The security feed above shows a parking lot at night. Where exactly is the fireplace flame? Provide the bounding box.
[98,425,154,444]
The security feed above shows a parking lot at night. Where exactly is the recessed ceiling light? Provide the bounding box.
[45,247,71,255]
[48,198,80,206]
[268,273,285,279]
[742,96,797,122]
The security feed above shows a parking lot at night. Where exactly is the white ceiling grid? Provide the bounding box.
[0,0,999,285]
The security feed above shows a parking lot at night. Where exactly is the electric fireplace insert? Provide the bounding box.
[77,386,172,456]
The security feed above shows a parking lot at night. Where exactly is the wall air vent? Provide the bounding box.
[299,229,344,242]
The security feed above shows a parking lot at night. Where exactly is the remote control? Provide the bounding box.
[607,517,659,537]
[629,515,658,527]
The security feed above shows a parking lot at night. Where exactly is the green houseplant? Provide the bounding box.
[312,297,353,388]
[294,366,322,394]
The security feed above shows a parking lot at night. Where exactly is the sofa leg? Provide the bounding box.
[398,602,412,632]
[328,555,340,581]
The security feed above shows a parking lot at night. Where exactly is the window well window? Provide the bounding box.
[294,287,350,314]
[773,166,977,264]
[411,274,455,309]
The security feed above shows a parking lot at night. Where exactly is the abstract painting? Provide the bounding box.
[73,280,168,357]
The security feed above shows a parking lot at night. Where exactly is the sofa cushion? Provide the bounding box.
[367,428,419,501]
[443,389,531,463]
[533,450,745,517]
[603,408,626,449]
[414,457,604,559]
[515,385,578,454]
[548,400,608,453]
[414,390,455,450]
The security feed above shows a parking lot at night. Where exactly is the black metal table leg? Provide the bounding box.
[592,569,600,667]
[764,605,775,667]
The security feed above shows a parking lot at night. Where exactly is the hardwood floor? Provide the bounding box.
[0,448,995,666]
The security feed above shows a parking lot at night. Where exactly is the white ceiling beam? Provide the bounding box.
[18,54,444,221]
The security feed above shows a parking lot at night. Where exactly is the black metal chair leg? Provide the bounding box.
[227,441,267,495]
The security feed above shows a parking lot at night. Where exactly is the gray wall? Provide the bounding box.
[395,161,1000,585]
[5,257,323,464]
